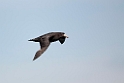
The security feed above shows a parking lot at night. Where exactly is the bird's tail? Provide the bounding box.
[28,38,39,42]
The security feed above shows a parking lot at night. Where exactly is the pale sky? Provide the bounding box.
[0,0,124,83]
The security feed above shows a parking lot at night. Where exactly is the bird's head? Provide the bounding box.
[63,33,69,38]
[60,32,69,38]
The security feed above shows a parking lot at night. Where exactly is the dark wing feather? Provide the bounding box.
[33,37,50,61]
[59,37,66,44]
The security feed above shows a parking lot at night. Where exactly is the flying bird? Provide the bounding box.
[28,32,69,61]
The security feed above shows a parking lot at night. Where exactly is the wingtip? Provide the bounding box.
[33,58,36,61]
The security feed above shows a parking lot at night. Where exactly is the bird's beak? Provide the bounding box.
[64,34,69,38]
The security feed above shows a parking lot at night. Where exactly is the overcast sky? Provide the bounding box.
[0,0,124,83]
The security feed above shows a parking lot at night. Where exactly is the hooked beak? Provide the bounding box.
[64,34,69,38]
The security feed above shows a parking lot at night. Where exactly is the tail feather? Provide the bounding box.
[28,38,39,42]
[28,39,34,41]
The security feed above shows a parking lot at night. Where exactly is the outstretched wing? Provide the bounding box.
[33,37,50,61]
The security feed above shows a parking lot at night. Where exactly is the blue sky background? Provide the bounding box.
[0,0,124,83]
